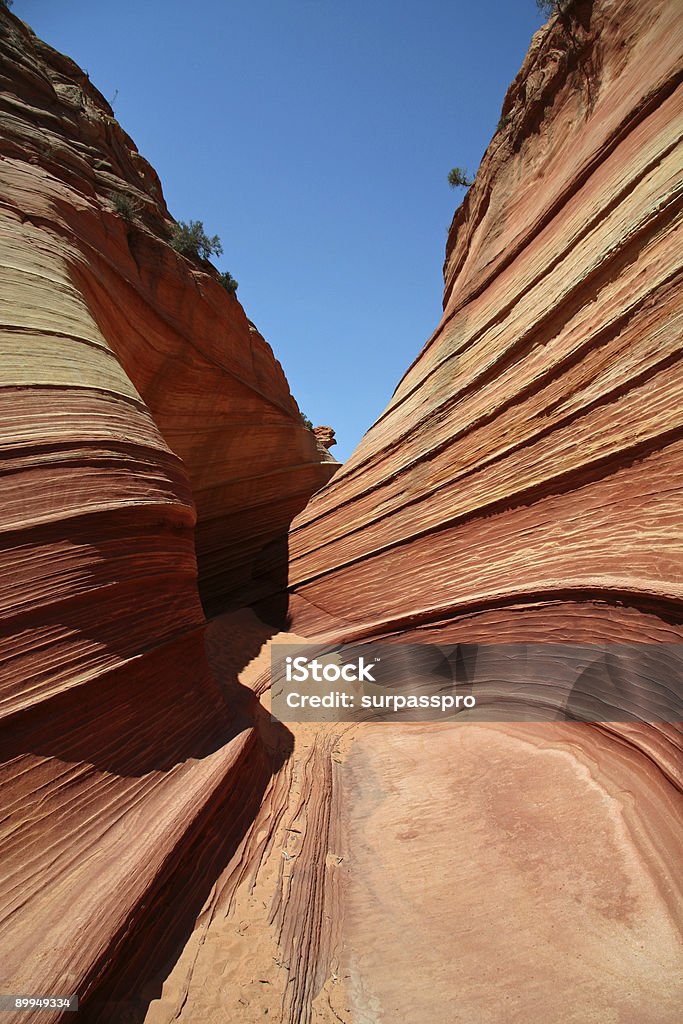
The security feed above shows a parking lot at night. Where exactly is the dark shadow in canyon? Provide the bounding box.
[0,672,294,1024]
[1,573,295,1024]
[248,532,291,629]
[75,692,292,1024]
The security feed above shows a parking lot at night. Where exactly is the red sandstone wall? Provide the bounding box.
[0,8,332,1018]
[288,0,683,651]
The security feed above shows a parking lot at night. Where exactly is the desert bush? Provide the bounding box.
[447,167,473,188]
[536,0,571,16]
[111,192,141,221]
[218,270,238,295]
[170,219,223,261]
[300,413,314,430]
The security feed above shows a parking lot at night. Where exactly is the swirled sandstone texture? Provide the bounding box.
[130,5,683,1023]
[0,6,333,1021]
[1,3,682,1024]
[289,0,683,649]
[0,12,337,618]
[275,2,682,1020]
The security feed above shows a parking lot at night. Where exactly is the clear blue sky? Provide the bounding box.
[15,0,546,461]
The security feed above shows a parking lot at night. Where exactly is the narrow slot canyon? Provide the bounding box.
[0,1,681,1021]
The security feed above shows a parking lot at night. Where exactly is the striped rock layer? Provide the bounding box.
[289,0,683,651]
[0,6,334,1021]
[281,4,683,1017]
[0,1,681,1023]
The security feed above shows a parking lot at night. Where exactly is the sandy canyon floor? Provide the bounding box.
[139,611,682,1024]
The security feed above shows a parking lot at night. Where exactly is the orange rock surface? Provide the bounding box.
[0,12,337,618]
[135,2,683,1019]
[0,6,333,1021]
[289,0,683,650]
[313,425,337,451]
[0,1,681,1023]
[280,1,682,1019]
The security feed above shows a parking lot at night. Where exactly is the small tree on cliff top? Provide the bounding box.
[218,270,239,295]
[536,0,571,17]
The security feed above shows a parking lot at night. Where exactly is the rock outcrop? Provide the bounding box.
[313,425,337,451]
[0,6,333,1021]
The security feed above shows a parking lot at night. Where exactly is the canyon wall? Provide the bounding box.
[288,0,683,651]
[0,11,336,618]
[278,5,683,1018]
[0,6,332,1020]
[0,1,681,1022]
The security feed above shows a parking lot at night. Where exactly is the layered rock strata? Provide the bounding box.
[275,2,683,1019]
[138,4,683,1022]
[0,1,681,1023]
[0,11,337,616]
[288,0,683,651]
[0,6,333,1021]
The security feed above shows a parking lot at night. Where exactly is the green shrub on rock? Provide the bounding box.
[170,219,223,261]
[447,167,473,188]
[218,270,238,295]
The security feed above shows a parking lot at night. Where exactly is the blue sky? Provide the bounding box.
[15,0,546,460]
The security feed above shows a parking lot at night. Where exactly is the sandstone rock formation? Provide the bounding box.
[278,0,682,1017]
[0,5,334,1021]
[0,1,681,1023]
[288,0,682,651]
[0,11,337,617]
[313,425,337,451]
[133,0,683,1017]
